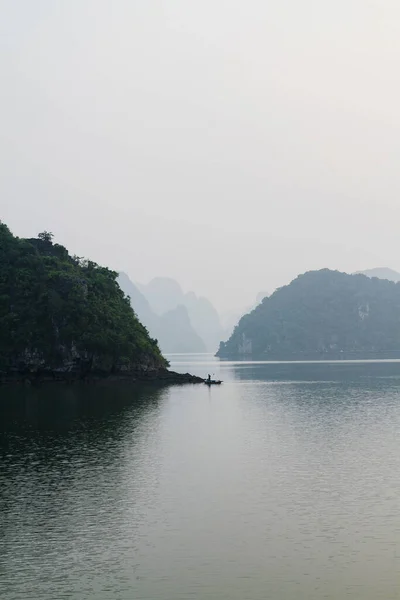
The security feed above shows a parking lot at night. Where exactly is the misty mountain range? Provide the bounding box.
[118,274,229,354]
[119,267,400,356]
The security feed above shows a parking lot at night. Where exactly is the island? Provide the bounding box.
[0,222,202,385]
[217,268,400,360]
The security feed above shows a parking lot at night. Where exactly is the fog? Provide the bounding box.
[1,0,400,312]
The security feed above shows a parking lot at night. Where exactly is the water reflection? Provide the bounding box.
[2,364,400,599]
[0,384,166,600]
[229,359,400,383]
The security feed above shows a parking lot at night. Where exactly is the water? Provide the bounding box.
[2,357,400,599]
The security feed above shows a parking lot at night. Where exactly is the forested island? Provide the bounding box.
[0,223,201,384]
[217,269,400,359]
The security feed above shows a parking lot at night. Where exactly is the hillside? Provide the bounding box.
[0,223,167,379]
[220,291,270,340]
[118,273,206,353]
[217,269,400,359]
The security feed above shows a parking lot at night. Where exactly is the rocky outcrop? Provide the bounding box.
[0,347,202,385]
[135,369,204,384]
[0,365,204,385]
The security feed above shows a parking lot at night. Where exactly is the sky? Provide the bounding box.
[2,0,400,313]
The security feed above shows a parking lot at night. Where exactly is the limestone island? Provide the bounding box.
[0,222,202,386]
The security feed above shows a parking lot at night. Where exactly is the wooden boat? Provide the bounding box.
[204,379,222,385]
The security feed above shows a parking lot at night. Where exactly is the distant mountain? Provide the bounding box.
[118,273,206,354]
[356,268,400,283]
[183,291,222,352]
[139,277,224,352]
[138,277,183,315]
[117,272,155,326]
[217,269,400,359]
[155,305,206,354]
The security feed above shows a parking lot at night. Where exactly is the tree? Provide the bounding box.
[38,231,54,243]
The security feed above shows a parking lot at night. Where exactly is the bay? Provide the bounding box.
[2,356,400,599]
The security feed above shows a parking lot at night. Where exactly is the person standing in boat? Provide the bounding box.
[207,374,211,383]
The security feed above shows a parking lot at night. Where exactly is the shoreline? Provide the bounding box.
[0,369,204,386]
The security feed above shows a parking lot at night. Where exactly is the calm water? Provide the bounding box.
[2,357,400,599]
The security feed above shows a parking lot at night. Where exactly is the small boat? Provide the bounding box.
[204,379,222,385]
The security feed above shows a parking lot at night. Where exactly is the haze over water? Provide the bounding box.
[2,357,400,599]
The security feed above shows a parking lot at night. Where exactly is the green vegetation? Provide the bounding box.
[0,222,167,376]
[217,269,400,358]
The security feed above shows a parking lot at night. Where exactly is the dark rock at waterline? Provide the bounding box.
[135,369,204,384]
[0,367,204,386]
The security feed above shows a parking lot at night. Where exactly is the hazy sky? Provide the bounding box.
[2,0,400,312]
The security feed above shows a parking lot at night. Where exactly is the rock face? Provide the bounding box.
[237,333,252,355]
[217,269,400,359]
